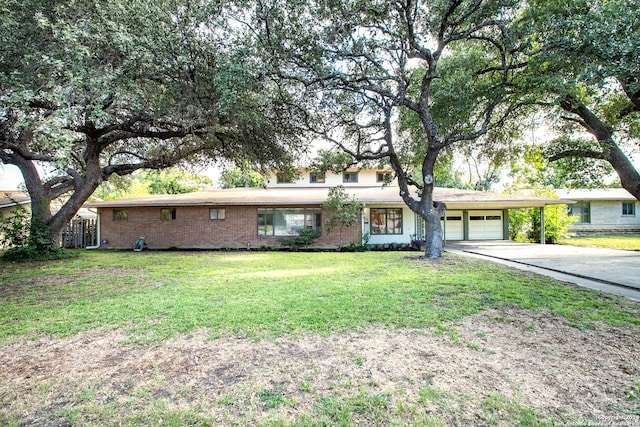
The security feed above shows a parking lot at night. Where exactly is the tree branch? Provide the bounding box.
[549,149,605,162]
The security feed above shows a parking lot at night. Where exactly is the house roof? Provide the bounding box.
[85,186,571,210]
[555,188,637,201]
[0,192,30,209]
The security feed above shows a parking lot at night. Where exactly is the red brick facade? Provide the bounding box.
[98,205,362,250]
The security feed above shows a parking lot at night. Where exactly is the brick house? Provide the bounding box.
[85,170,569,250]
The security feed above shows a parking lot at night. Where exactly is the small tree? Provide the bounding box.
[323,186,363,250]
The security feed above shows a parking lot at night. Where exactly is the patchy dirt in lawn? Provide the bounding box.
[1,307,640,426]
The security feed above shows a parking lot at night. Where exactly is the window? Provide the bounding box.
[309,172,326,183]
[113,209,128,221]
[622,202,636,216]
[257,208,322,236]
[568,202,590,223]
[160,208,176,221]
[276,172,294,184]
[376,172,392,183]
[370,208,403,234]
[209,208,226,220]
[343,172,359,183]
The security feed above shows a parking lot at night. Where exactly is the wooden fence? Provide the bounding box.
[62,219,97,249]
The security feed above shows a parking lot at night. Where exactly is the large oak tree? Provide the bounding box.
[0,0,304,250]
[248,0,530,258]
[523,0,640,199]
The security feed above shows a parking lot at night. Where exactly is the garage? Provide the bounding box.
[468,210,504,240]
[441,211,464,241]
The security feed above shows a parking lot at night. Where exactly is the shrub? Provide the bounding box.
[278,228,321,251]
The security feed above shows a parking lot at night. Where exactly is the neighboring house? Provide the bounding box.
[0,192,30,215]
[556,189,640,234]
[85,169,569,250]
[0,192,31,248]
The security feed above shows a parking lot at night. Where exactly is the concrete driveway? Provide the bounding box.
[444,241,640,300]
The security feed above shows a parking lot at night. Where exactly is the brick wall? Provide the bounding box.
[98,205,362,250]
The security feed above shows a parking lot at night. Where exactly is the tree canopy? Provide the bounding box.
[0,0,305,252]
[520,0,640,198]
[246,0,531,258]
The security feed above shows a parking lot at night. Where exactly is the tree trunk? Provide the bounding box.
[608,142,640,200]
[420,201,446,259]
[10,141,104,250]
[560,95,640,200]
[393,147,446,259]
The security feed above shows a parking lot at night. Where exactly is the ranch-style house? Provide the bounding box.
[84,169,571,250]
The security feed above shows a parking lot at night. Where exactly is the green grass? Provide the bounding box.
[1,251,638,345]
[559,233,640,251]
[1,250,639,426]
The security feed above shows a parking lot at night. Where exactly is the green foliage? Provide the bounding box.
[1,218,76,262]
[1,0,305,246]
[145,170,212,195]
[322,186,364,249]
[94,168,212,200]
[506,147,577,243]
[277,228,321,251]
[518,0,640,194]
[0,203,30,249]
[1,245,76,262]
[528,202,577,244]
[542,138,616,188]
[309,149,357,174]
[219,167,265,189]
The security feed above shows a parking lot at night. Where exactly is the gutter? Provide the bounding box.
[85,209,101,250]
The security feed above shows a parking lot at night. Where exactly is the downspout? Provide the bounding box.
[85,209,101,249]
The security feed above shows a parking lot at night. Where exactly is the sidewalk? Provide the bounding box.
[444,241,640,301]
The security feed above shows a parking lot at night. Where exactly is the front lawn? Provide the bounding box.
[1,251,639,426]
[1,251,637,344]
[559,233,640,251]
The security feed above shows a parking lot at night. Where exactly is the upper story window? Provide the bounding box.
[622,202,636,216]
[309,171,326,184]
[276,172,294,184]
[160,208,177,221]
[568,202,590,223]
[376,172,392,183]
[343,172,359,183]
[113,209,128,221]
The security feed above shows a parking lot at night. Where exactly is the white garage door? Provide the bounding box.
[441,211,464,240]
[468,211,503,240]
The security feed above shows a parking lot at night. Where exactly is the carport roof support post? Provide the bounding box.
[540,207,545,245]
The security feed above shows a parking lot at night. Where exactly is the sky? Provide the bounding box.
[0,164,25,191]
